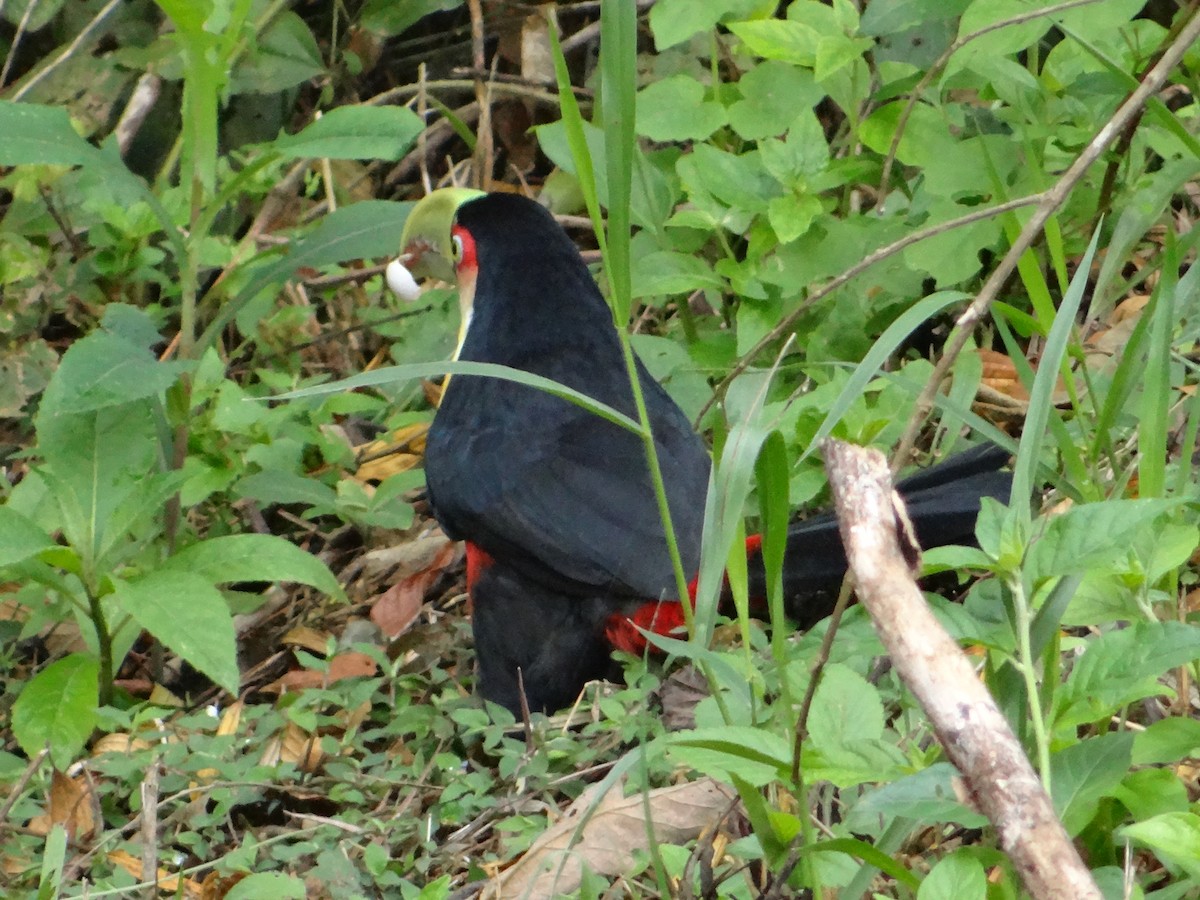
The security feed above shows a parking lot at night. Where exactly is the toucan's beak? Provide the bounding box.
[393,187,486,288]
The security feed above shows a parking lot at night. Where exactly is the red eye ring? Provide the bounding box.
[450,224,477,272]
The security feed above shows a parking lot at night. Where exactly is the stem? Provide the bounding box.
[86,587,114,706]
[1007,573,1051,790]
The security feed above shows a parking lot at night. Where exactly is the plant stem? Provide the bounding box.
[1008,573,1051,791]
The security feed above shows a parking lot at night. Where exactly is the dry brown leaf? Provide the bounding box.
[370,540,457,638]
[108,848,204,897]
[273,650,378,692]
[490,777,737,899]
[279,720,325,772]
[92,733,154,756]
[354,422,429,482]
[27,769,95,843]
[282,625,334,654]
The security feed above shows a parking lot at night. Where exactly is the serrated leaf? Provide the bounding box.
[0,506,56,567]
[635,75,726,142]
[1026,499,1180,583]
[273,106,423,161]
[1056,621,1200,729]
[38,331,183,415]
[1050,731,1133,835]
[11,655,98,770]
[161,533,343,599]
[112,572,239,694]
[1119,812,1200,879]
[0,101,98,167]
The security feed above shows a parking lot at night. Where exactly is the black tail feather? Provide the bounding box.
[750,444,1012,627]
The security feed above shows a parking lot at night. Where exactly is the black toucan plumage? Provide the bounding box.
[397,190,1010,714]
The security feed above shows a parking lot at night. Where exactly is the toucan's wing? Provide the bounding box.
[425,363,710,601]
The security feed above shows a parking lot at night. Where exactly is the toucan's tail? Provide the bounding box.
[750,444,1012,627]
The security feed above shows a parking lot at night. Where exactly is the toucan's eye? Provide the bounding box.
[450,224,476,271]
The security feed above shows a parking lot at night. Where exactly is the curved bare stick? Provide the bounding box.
[823,440,1100,900]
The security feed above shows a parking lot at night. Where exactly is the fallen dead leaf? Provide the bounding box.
[489,777,737,899]
[354,422,429,483]
[28,769,95,844]
[370,540,457,638]
[108,848,204,897]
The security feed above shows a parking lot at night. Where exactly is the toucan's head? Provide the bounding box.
[388,189,607,361]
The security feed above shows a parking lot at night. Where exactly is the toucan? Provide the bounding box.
[390,188,1010,714]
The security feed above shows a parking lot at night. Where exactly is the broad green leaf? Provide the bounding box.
[631,250,723,298]
[808,664,884,748]
[861,0,972,35]
[1025,499,1179,582]
[1119,812,1200,880]
[635,75,726,142]
[727,61,822,140]
[0,101,99,167]
[1132,717,1200,766]
[112,571,240,694]
[225,872,307,900]
[0,506,55,567]
[1056,621,1200,729]
[668,726,791,786]
[845,763,988,831]
[229,11,323,95]
[859,101,959,169]
[11,655,98,770]
[235,471,339,508]
[1050,731,1133,835]
[767,192,823,243]
[1113,768,1190,823]
[273,106,423,161]
[649,0,767,50]
[918,852,987,900]
[38,331,183,415]
[729,19,820,65]
[162,533,343,599]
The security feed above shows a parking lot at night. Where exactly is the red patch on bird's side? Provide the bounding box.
[605,602,688,655]
[451,224,477,272]
[464,542,493,594]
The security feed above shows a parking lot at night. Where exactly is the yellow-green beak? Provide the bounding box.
[397,187,486,284]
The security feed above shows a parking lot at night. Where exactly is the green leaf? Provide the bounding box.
[631,250,723,298]
[808,664,883,748]
[767,192,823,243]
[229,11,324,95]
[668,727,792,787]
[1132,717,1200,766]
[1050,731,1133,835]
[846,763,988,830]
[1056,621,1200,729]
[1025,499,1180,582]
[649,0,767,50]
[273,106,423,161]
[112,571,240,694]
[635,75,727,142]
[0,101,99,167]
[38,331,183,414]
[224,872,307,900]
[729,19,820,65]
[1119,812,1200,880]
[918,851,987,900]
[0,506,56,567]
[727,61,822,140]
[161,534,343,599]
[235,471,339,508]
[12,655,98,770]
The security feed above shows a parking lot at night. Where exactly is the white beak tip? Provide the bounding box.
[386,258,421,301]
